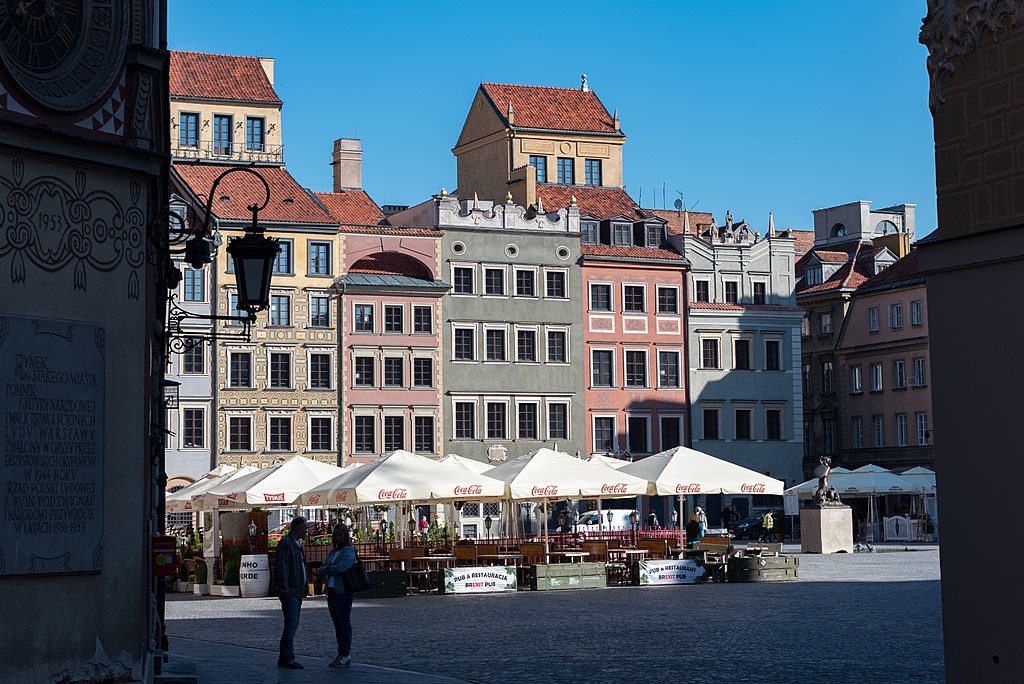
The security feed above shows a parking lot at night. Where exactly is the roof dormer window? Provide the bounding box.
[612,223,631,246]
[645,225,664,248]
[830,223,846,238]
[581,221,598,244]
[805,267,823,286]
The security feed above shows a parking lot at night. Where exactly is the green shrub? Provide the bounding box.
[195,560,208,584]
[222,542,245,586]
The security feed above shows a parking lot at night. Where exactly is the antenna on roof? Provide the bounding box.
[662,183,666,211]
[581,73,589,92]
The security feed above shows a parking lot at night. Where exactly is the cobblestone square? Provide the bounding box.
[166,547,943,683]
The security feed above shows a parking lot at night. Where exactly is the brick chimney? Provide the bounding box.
[332,138,362,191]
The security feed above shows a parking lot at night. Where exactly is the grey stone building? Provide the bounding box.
[672,212,805,523]
[391,194,585,464]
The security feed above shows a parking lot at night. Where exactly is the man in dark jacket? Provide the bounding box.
[275,516,308,669]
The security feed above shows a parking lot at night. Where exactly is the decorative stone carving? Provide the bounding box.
[920,0,1024,111]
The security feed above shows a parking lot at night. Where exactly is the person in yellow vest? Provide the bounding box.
[761,511,775,542]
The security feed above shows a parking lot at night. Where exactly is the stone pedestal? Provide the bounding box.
[801,506,853,554]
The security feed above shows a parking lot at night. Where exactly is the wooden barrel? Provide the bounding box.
[727,555,799,582]
[239,554,271,597]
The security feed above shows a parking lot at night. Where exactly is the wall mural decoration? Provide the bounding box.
[0,156,145,297]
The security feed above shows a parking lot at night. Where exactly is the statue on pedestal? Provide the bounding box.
[812,456,843,508]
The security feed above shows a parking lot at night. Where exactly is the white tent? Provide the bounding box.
[899,466,936,493]
[589,454,629,470]
[486,448,647,500]
[619,446,786,496]
[439,454,494,475]
[200,456,346,510]
[166,465,257,513]
[786,465,922,499]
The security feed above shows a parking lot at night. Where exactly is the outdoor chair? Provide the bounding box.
[181,558,197,585]
[476,544,498,557]
[517,542,546,587]
[454,545,478,566]
[639,539,669,560]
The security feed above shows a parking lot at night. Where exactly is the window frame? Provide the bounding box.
[353,414,376,454]
[382,355,405,388]
[353,355,375,388]
[556,157,574,184]
[182,266,206,302]
[485,401,509,440]
[178,111,199,147]
[307,351,333,390]
[483,325,508,363]
[584,158,602,186]
[516,326,538,363]
[516,401,541,440]
[272,238,294,275]
[656,286,680,314]
[910,299,924,326]
[591,348,615,387]
[592,415,616,453]
[308,414,334,452]
[383,415,405,452]
[657,349,681,388]
[547,401,570,441]
[309,294,331,329]
[383,303,405,334]
[267,349,294,389]
[453,324,477,362]
[624,349,649,389]
[765,339,782,371]
[227,414,253,452]
[702,407,720,440]
[244,115,266,152]
[626,414,651,454]
[267,414,293,452]
[269,293,292,327]
[181,405,206,450]
[700,337,721,370]
[413,305,433,334]
[483,266,506,297]
[353,302,374,333]
[529,155,548,184]
[513,266,537,298]
[622,283,646,313]
[307,240,332,276]
[452,264,475,295]
[544,269,568,299]
[412,356,433,388]
[414,415,436,454]
[453,400,477,440]
[589,282,613,312]
[545,327,570,364]
[693,278,711,304]
[228,350,253,388]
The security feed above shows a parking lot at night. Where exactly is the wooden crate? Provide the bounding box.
[532,562,607,591]
[727,555,799,583]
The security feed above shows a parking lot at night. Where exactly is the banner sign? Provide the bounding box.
[443,566,517,594]
[783,490,799,516]
[639,559,707,585]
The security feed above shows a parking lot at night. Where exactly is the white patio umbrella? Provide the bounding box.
[620,446,786,547]
[201,456,346,510]
[899,466,936,493]
[439,454,494,475]
[589,454,629,469]
[166,465,257,513]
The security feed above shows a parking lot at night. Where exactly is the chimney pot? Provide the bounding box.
[332,137,362,192]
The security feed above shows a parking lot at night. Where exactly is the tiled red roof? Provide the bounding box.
[797,241,876,296]
[480,83,619,134]
[337,225,440,237]
[581,244,685,262]
[173,164,334,224]
[647,209,716,235]
[690,302,803,313]
[350,252,432,278]
[313,191,386,226]
[538,185,644,221]
[856,249,921,293]
[813,250,851,263]
[789,229,815,257]
[170,51,281,104]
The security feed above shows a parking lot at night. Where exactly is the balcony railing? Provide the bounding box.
[172,139,284,164]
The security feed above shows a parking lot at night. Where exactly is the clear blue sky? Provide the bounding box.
[169,1,936,233]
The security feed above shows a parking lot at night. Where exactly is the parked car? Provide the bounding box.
[556,509,639,533]
[732,512,785,540]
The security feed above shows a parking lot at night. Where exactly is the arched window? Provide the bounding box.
[875,220,898,235]
[830,223,846,238]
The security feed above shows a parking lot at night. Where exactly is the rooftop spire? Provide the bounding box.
[613,109,620,131]
[581,73,589,92]
[768,211,776,237]
[683,208,690,234]
[506,102,515,125]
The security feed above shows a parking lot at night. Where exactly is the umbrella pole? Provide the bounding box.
[678,494,685,550]
[597,498,603,538]
[543,499,550,563]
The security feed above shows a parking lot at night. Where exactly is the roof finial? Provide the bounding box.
[506,102,515,125]
[613,109,620,131]
[439,187,447,197]
[506,190,513,204]
[726,210,734,231]
[683,208,690,234]
[536,196,545,214]
[581,73,589,92]
[570,193,577,207]
[473,191,480,209]
[768,211,776,237]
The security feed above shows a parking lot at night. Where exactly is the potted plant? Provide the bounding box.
[193,560,208,596]
[219,541,244,597]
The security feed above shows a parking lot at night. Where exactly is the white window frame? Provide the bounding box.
[484,398,511,441]
[544,325,571,365]
[656,348,682,389]
[588,281,614,312]
[890,302,903,329]
[482,324,510,364]
[411,352,435,388]
[623,348,649,389]
[515,398,542,441]
[450,262,476,297]
[452,323,478,363]
[749,277,769,305]
[412,410,439,454]
[721,276,741,305]
[910,299,924,326]
[656,285,681,315]
[306,347,335,391]
[625,413,652,454]
[916,412,929,446]
[896,414,909,447]
[179,329,208,375]
[543,267,569,299]
[545,399,572,441]
[179,404,207,451]
[452,398,479,441]
[181,265,208,303]
[307,413,334,453]
[514,324,540,364]
[308,292,332,329]
[850,365,862,393]
[868,306,880,332]
[412,303,434,335]
[381,352,407,389]
[764,337,783,371]
[383,302,406,335]
[873,415,885,447]
[621,282,647,313]
[266,412,294,452]
[266,347,295,390]
[699,335,722,370]
[764,405,785,441]
[269,291,293,327]
[227,348,255,389]
[591,414,617,454]
[481,264,508,298]
[851,416,864,449]
[225,412,256,452]
[352,411,378,455]
[700,405,722,441]
[512,265,539,299]
[893,359,906,389]
[820,311,833,335]
[692,277,712,303]
[657,414,685,452]
[352,301,375,334]
[870,362,883,392]
[351,350,377,389]
[382,410,407,452]
[590,346,616,388]
[913,357,927,386]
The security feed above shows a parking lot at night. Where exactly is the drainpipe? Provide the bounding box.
[681,264,693,448]
[337,280,346,467]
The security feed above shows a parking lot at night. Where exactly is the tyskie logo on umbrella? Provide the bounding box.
[263,493,286,503]
[675,483,701,494]
[531,485,558,497]
[601,483,629,495]
[454,484,483,496]
[740,483,766,493]
[378,488,408,500]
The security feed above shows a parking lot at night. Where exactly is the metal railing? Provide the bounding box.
[171,139,284,164]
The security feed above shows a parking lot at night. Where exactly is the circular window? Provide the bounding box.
[451,241,466,255]
[556,246,571,261]
[505,244,519,258]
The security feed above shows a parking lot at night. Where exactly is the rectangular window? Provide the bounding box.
[590,284,612,311]
[584,159,602,186]
[661,417,682,450]
[612,224,631,246]
[183,267,205,301]
[801,316,810,337]
[354,304,373,333]
[228,293,247,325]
[913,357,927,386]
[646,225,664,248]
[228,416,252,451]
[517,330,537,362]
[734,340,751,370]
[916,412,929,445]
[594,417,614,453]
[269,416,292,451]
[822,361,834,392]
[657,287,678,314]
[413,306,432,333]
[310,296,330,328]
[454,328,475,361]
[545,271,567,298]
[548,403,569,440]
[229,352,252,388]
[702,409,719,440]
[592,350,613,387]
[871,363,883,391]
[414,416,435,453]
[183,342,204,375]
[658,351,680,388]
[890,303,903,329]
[518,404,539,440]
[310,417,332,451]
[547,330,567,363]
[701,339,720,369]
[823,418,836,454]
[896,414,909,447]
[485,329,506,361]
[802,363,810,394]
[530,155,547,184]
[627,416,649,453]
[850,365,863,393]
[354,357,374,387]
[766,409,782,440]
[245,116,265,152]
[484,268,505,296]
[309,353,331,389]
[213,114,232,155]
[182,408,205,448]
[694,280,710,303]
[486,403,507,440]
[273,240,292,274]
[515,269,535,297]
[354,416,375,453]
[581,221,598,244]
[413,357,433,387]
[384,305,403,334]
[868,307,880,332]
[455,402,476,440]
[724,281,739,304]
[557,157,574,184]
[852,416,864,448]
[623,285,645,312]
[308,241,331,276]
[753,282,767,305]
[270,295,290,326]
[178,112,198,147]
[820,312,833,334]
[765,340,781,371]
[269,352,291,388]
[735,409,751,440]
[910,300,924,326]
[384,416,404,452]
[893,360,906,388]
[625,350,647,388]
[383,357,404,387]
[872,416,885,447]
[453,266,473,294]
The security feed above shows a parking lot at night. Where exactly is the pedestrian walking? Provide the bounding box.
[647,509,660,527]
[685,513,703,548]
[761,511,775,542]
[319,523,357,669]
[275,516,308,669]
[695,506,708,531]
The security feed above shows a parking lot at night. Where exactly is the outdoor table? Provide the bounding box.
[549,551,589,564]
[478,553,523,566]
[609,549,648,559]
[413,555,457,569]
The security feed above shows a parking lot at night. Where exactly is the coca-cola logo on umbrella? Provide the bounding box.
[740,483,766,494]
[531,485,558,497]
[378,488,408,500]
[454,484,483,496]
[675,483,701,494]
[601,483,629,494]
[334,491,348,503]
[307,494,321,505]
